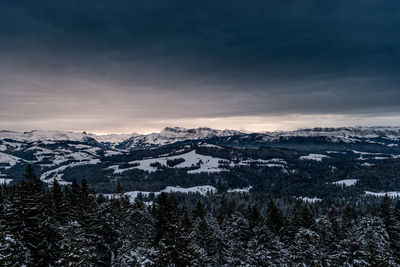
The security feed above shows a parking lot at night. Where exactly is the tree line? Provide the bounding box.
[1,165,400,266]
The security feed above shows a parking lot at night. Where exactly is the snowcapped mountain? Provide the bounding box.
[268,126,400,142]
[118,127,244,149]
[0,127,243,149]
[1,126,400,150]
[2,126,400,151]
[89,133,137,146]
[0,130,95,143]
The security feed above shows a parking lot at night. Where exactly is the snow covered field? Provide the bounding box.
[108,150,229,174]
[107,150,288,175]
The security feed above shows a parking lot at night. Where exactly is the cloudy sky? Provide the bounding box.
[0,0,399,133]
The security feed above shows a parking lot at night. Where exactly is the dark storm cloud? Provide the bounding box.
[0,0,399,131]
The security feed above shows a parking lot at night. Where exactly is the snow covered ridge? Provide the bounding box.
[276,126,400,139]
[0,130,98,143]
[0,127,243,147]
[118,127,244,149]
[261,126,400,143]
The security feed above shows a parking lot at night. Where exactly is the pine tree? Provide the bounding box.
[16,165,43,265]
[266,200,285,235]
[51,179,68,223]
[154,194,194,265]
[35,190,62,266]
[0,197,31,266]
[380,194,400,261]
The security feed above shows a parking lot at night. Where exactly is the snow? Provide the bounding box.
[0,152,22,169]
[187,167,226,174]
[237,158,287,168]
[105,185,217,202]
[351,150,383,155]
[265,126,400,143]
[119,127,243,149]
[227,186,253,193]
[162,185,216,195]
[91,133,135,144]
[332,179,358,187]
[298,197,322,203]
[198,143,222,148]
[104,150,125,157]
[0,130,134,145]
[326,151,347,154]
[0,178,13,184]
[299,154,329,161]
[108,150,289,175]
[110,150,228,174]
[361,162,375,167]
[40,158,100,184]
[0,130,90,142]
[365,191,400,198]
[70,144,92,149]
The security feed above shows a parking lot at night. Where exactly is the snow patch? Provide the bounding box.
[361,162,375,167]
[332,179,358,187]
[365,191,400,198]
[0,178,13,184]
[198,143,222,148]
[299,154,329,161]
[0,152,23,169]
[40,158,100,184]
[298,197,322,203]
[227,186,253,193]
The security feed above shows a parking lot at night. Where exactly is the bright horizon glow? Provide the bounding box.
[3,114,400,135]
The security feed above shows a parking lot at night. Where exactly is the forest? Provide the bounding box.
[1,165,400,266]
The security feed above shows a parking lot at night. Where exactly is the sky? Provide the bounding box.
[0,0,399,134]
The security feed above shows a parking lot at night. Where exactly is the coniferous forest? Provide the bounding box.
[1,165,400,266]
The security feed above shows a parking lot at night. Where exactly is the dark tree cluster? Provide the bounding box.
[1,166,400,266]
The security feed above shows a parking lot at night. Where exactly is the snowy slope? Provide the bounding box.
[108,150,229,174]
[107,149,287,174]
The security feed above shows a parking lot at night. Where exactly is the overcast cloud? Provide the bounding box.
[0,0,399,133]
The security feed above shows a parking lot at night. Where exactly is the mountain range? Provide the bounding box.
[1,126,400,197]
[2,126,400,149]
